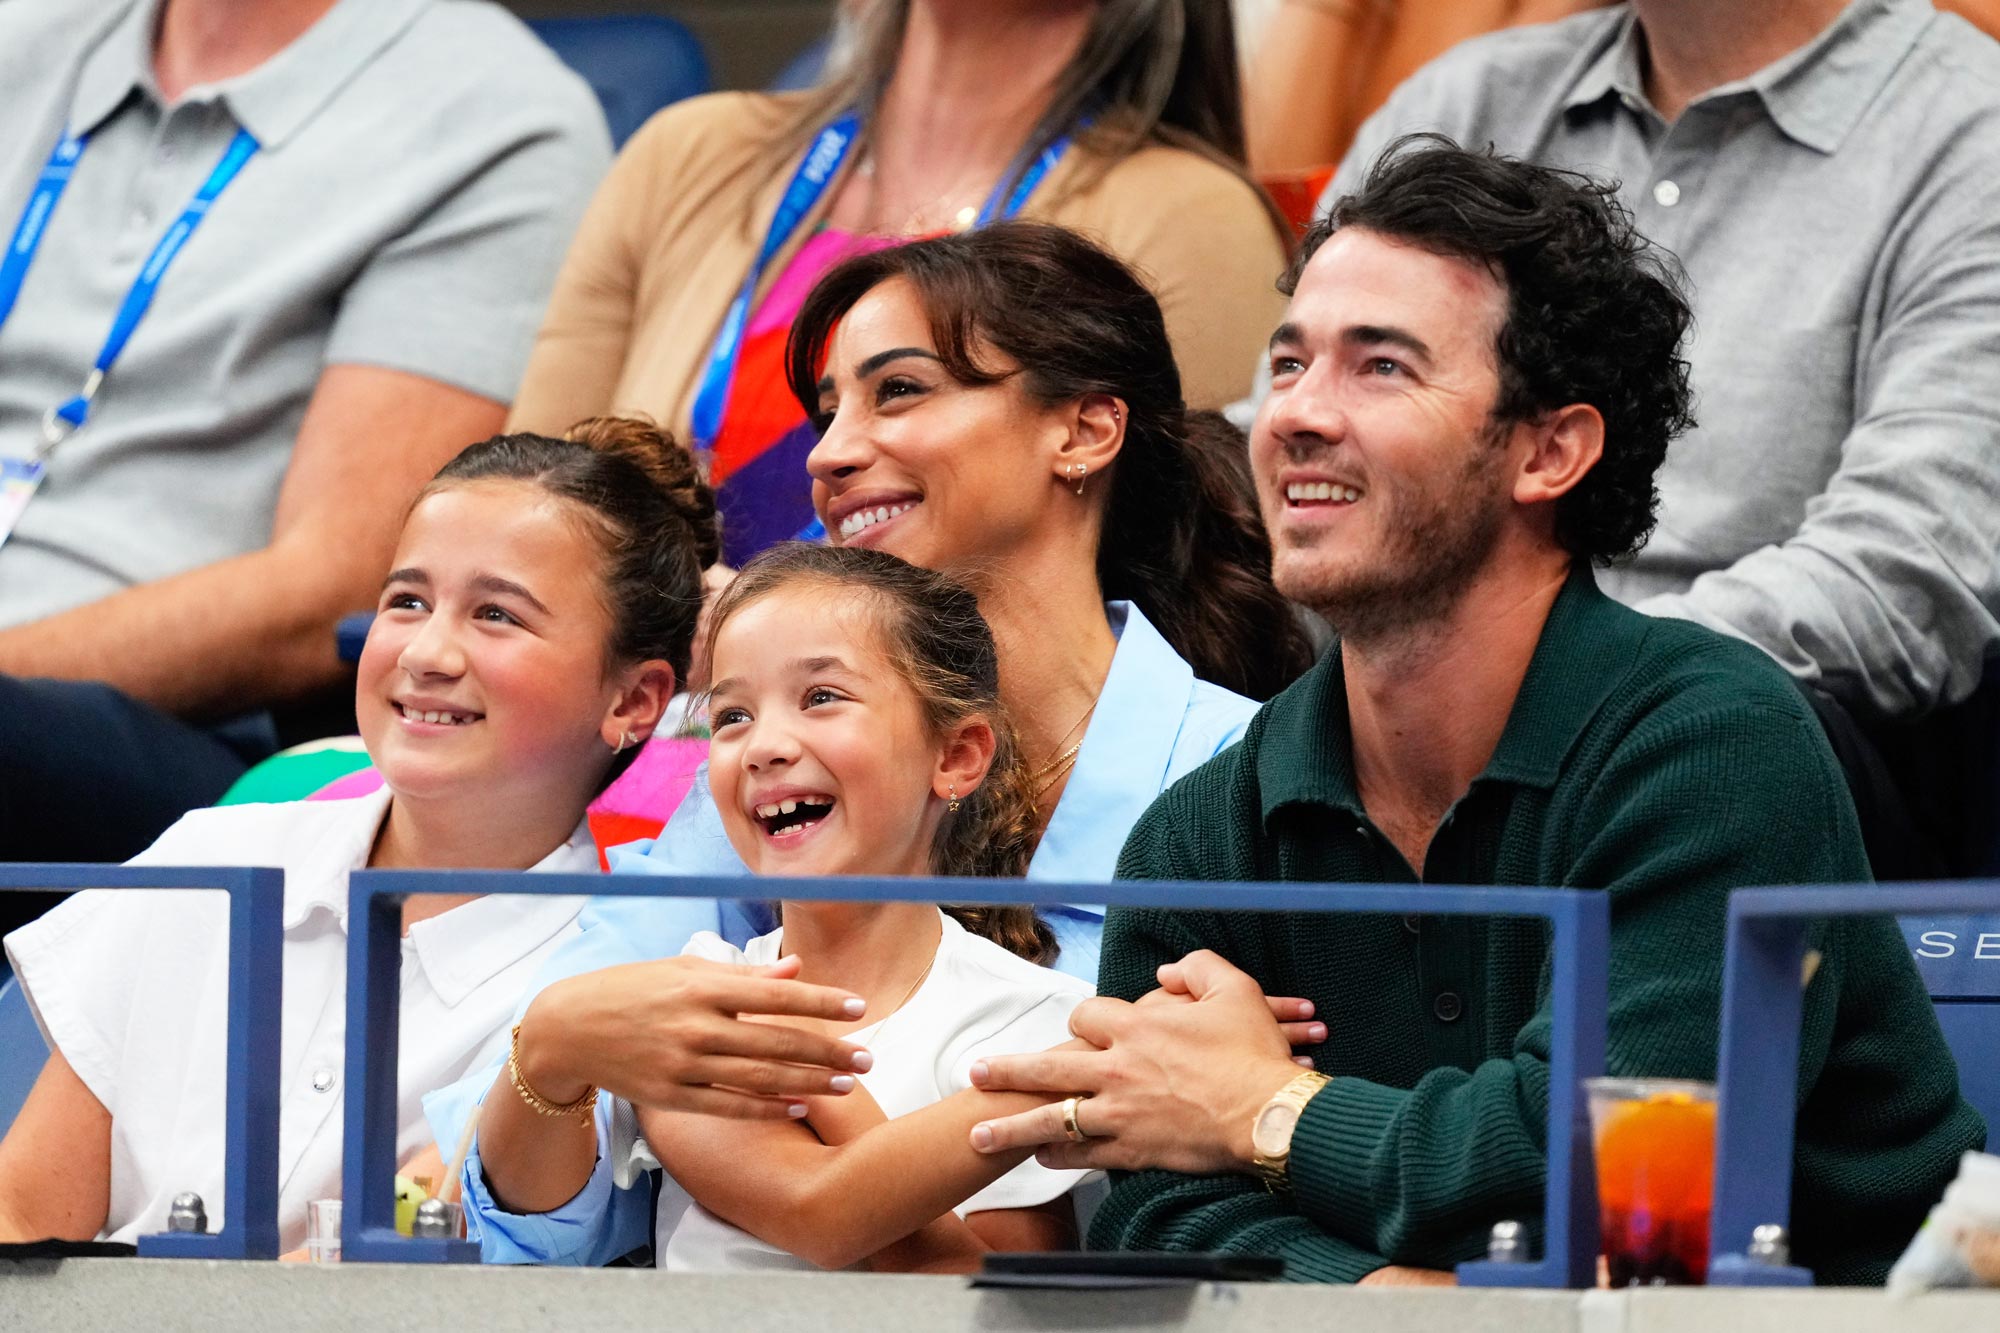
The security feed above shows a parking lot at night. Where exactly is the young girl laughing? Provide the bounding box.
[619,543,1095,1271]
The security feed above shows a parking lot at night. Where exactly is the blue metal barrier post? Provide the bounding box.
[0,865,284,1259]
[343,871,1608,1280]
[1709,881,2000,1287]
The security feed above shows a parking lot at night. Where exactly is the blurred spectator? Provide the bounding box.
[0,0,610,907]
[507,0,1290,568]
[1239,0,1615,175]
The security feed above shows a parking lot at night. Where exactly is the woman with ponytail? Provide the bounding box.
[439,223,1320,1267]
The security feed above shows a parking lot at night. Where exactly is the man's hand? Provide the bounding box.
[967,950,1304,1175]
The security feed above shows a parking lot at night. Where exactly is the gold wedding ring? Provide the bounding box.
[1060,1095,1090,1143]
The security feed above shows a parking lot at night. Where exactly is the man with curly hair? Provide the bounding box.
[1300,0,2000,880]
[965,138,1979,1285]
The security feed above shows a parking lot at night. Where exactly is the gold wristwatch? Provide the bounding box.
[1251,1070,1332,1191]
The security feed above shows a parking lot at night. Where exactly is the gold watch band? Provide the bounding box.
[1252,1070,1332,1191]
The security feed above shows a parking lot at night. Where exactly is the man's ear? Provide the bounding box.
[1051,393,1127,493]
[599,660,677,751]
[932,717,999,804]
[1512,402,1604,508]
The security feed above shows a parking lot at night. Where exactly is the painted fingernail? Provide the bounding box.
[842,997,866,1019]
[830,1074,856,1093]
[970,1124,994,1151]
[1294,1056,1315,1067]
[848,1048,873,1073]
[969,1060,988,1085]
[787,1102,809,1118]
[1308,1023,1327,1041]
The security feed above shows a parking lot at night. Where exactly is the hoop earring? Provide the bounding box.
[947,785,961,814]
[1067,463,1087,496]
[616,730,637,753]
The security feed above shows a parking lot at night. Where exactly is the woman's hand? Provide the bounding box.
[518,953,873,1119]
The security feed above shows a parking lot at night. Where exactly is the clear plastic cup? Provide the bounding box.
[305,1198,342,1264]
[1586,1077,1716,1286]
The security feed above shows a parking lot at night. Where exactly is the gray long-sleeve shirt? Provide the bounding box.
[1304,0,2000,720]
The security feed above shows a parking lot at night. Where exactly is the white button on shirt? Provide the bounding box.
[3,789,593,1252]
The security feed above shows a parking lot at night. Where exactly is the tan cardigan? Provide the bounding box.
[508,92,1290,437]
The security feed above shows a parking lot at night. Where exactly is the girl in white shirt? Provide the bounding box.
[0,419,720,1251]
[623,543,1099,1271]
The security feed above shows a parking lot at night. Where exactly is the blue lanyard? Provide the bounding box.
[0,131,87,332]
[0,126,261,453]
[688,113,1074,454]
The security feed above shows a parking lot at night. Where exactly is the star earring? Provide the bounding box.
[947,785,961,813]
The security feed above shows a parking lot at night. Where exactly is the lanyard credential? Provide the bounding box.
[0,125,259,551]
[688,113,1074,459]
[42,128,261,449]
[0,131,87,333]
[0,126,262,456]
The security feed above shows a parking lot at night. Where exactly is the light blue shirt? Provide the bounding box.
[426,600,1255,1265]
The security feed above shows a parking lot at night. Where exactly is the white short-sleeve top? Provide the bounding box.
[2,789,593,1251]
[611,911,1099,1272]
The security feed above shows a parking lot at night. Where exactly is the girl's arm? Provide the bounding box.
[0,1050,112,1243]
[478,955,868,1214]
[803,1082,1074,1272]
[637,1078,1073,1271]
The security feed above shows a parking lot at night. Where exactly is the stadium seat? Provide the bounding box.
[527,15,713,148]
[770,31,832,92]
[0,975,47,1139]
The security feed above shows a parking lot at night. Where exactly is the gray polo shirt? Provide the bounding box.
[1307,0,2000,719]
[0,0,610,628]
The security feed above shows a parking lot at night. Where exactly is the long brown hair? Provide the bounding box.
[770,0,1268,217]
[703,543,1056,965]
[787,222,1318,701]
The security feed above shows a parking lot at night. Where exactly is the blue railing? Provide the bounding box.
[340,871,1611,1283]
[0,865,285,1258]
[1709,881,2000,1286]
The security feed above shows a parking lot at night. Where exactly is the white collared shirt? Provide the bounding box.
[3,789,593,1250]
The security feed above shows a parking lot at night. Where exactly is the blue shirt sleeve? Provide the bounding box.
[426,1081,652,1266]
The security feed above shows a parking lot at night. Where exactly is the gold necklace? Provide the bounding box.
[1029,699,1097,782]
[854,919,941,1052]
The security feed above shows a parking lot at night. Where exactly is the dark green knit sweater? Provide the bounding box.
[1092,568,1982,1285]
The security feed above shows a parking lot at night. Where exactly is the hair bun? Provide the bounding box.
[565,415,722,568]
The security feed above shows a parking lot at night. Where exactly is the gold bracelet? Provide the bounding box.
[507,1022,599,1127]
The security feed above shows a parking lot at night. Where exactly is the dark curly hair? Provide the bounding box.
[1289,134,1695,564]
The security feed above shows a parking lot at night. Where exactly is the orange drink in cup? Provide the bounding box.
[1586,1078,1717,1286]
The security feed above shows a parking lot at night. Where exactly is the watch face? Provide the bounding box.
[1253,1101,1300,1158]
